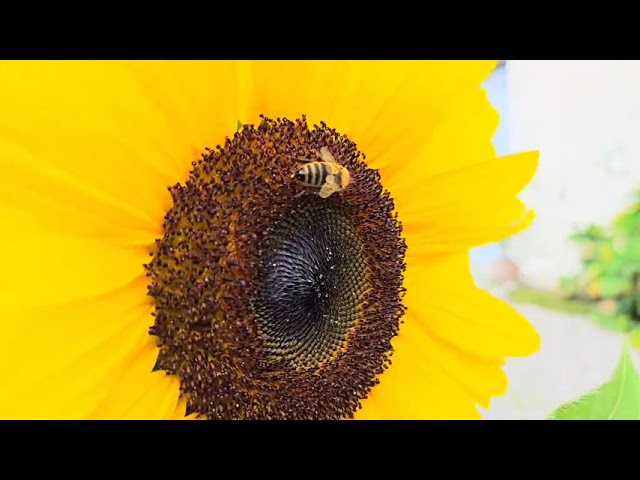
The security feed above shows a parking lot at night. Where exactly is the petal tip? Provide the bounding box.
[510,207,536,232]
[508,317,542,358]
[513,150,540,192]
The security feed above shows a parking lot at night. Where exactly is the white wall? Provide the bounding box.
[504,60,640,290]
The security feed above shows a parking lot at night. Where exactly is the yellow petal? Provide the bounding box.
[356,332,482,420]
[405,198,535,257]
[171,397,199,420]
[0,205,147,309]
[401,313,508,409]
[0,277,153,419]
[352,395,383,420]
[0,60,238,243]
[109,370,181,420]
[404,251,476,290]
[359,256,537,419]
[125,60,239,182]
[404,259,540,359]
[86,313,184,420]
[398,151,538,219]
[241,60,349,126]
[385,85,498,190]
[399,151,538,254]
[0,138,162,246]
[244,60,498,172]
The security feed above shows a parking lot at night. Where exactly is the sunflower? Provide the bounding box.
[0,60,539,420]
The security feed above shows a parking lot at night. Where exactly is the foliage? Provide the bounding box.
[545,190,640,420]
[549,342,640,420]
[509,287,595,316]
[560,189,640,332]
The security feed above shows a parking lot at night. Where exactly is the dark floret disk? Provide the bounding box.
[145,116,407,420]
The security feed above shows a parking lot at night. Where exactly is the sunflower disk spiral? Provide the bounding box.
[145,115,407,420]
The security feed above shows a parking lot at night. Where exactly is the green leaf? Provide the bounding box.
[599,275,631,298]
[558,277,577,296]
[570,224,607,242]
[630,329,640,351]
[593,311,635,332]
[549,343,640,419]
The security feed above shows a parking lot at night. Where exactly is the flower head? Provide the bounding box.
[0,60,539,419]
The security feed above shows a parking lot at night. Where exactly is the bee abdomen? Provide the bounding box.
[318,162,330,187]
[304,162,329,187]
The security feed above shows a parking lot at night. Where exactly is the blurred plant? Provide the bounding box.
[560,189,640,331]
[549,341,640,420]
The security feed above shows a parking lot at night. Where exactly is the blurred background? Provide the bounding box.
[474,60,640,419]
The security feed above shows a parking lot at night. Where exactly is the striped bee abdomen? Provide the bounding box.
[298,162,329,187]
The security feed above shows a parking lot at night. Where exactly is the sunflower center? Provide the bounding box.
[253,198,367,369]
[145,116,407,420]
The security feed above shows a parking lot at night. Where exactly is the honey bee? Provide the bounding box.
[289,147,351,198]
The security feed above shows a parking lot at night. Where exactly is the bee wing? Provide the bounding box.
[319,147,338,163]
[288,155,315,164]
[318,175,339,198]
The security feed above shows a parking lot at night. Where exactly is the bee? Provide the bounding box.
[289,147,351,198]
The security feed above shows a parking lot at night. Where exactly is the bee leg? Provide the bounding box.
[293,189,308,199]
[297,157,315,163]
[318,186,334,199]
[286,155,316,164]
[318,176,338,198]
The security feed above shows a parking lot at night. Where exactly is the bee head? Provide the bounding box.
[295,169,306,181]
